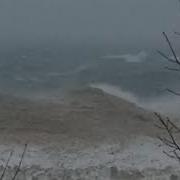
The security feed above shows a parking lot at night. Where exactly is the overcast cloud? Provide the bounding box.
[0,0,179,46]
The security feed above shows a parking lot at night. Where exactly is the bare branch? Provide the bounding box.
[163,150,176,159]
[166,88,180,96]
[157,50,176,63]
[164,66,180,72]
[174,150,180,162]
[158,136,176,148]
[0,151,13,180]
[167,117,180,133]
[12,144,28,180]
[155,112,180,162]
[174,31,180,36]
[156,2,180,163]
[162,32,180,65]
[155,124,166,130]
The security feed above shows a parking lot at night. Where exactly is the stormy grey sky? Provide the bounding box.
[0,0,179,47]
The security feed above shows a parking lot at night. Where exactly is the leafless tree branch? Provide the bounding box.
[163,150,177,159]
[162,32,180,65]
[157,50,176,63]
[166,88,180,96]
[155,112,180,162]
[174,31,180,36]
[156,0,180,164]
[0,151,13,180]
[164,66,180,71]
[12,144,28,180]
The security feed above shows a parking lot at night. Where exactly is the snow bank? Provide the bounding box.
[0,136,179,179]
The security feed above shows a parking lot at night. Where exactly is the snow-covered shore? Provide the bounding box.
[0,136,179,179]
[0,87,179,179]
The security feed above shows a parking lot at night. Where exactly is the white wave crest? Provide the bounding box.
[102,51,148,63]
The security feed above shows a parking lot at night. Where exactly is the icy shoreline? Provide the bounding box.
[0,136,179,179]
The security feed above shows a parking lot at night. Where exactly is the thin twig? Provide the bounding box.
[174,31,180,36]
[162,32,180,65]
[174,150,180,162]
[166,88,180,96]
[155,112,180,162]
[163,150,176,159]
[164,66,180,72]
[12,144,28,180]
[0,151,13,180]
[157,50,176,63]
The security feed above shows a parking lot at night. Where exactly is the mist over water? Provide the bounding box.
[0,0,178,110]
[0,1,180,179]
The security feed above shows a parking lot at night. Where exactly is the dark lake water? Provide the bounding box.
[0,44,179,102]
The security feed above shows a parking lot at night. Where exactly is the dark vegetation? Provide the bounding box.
[156,27,180,161]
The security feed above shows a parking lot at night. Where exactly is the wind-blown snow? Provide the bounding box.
[90,83,180,117]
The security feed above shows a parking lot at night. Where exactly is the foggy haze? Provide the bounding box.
[0,0,179,47]
[0,2,180,178]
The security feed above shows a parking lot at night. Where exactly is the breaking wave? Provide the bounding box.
[101,51,148,63]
